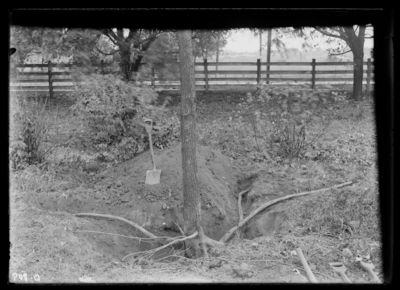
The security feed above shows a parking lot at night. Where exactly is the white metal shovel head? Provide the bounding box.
[145,169,161,185]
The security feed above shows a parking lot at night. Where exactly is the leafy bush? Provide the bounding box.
[241,83,345,161]
[71,74,172,161]
[10,94,52,171]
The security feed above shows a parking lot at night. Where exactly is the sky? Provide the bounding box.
[225,28,374,52]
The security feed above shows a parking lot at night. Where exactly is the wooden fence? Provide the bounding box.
[10,58,374,97]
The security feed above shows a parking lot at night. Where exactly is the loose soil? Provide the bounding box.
[27,142,293,261]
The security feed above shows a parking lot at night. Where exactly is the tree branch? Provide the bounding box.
[116,28,124,39]
[314,27,346,41]
[101,29,118,45]
[328,27,342,34]
[94,46,115,56]
[328,49,352,56]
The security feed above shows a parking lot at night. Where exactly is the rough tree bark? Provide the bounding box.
[176,30,207,258]
[345,26,366,101]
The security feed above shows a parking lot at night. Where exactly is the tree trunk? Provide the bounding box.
[118,40,132,81]
[266,29,272,84]
[176,30,204,258]
[117,41,145,82]
[353,55,364,101]
[216,33,220,72]
[345,25,365,101]
[259,29,262,59]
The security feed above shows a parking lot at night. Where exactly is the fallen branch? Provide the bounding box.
[122,231,198,261]
[74,229,182,242]
[74,212,157,239]
[219,181,353,243]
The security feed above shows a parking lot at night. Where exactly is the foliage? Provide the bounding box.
[239,83,349,161]
[287,165,380,240]
[70,74,172,161]
[10,94,53,171]
[10,26,66,64]
[191,30,230,61]
[142,33,180,81]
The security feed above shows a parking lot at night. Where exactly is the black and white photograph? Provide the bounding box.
[8,8,393,284]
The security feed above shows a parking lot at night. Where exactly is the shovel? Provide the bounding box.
[296,248,317,283]
[145,120,161,185]
[329,262,352,283]
[359,260,381,283]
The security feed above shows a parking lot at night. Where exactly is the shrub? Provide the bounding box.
[242,83,345,161]
[10,94,52,171]
[71,74,171,161]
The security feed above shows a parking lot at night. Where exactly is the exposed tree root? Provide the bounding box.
[74,212,221,259]
[74,212,157,239]
[219,181,354,243]
[74,182,353,260]
[122,231,198,261]
[197,226,209,258]
[203,235,224,247]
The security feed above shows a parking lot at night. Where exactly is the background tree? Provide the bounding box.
[142,32,180,81]
[59,28,165,81]
[279,26,373,101]
[191,30,230,63]
[10,26,231,83]
[312,26,373,101]
[10,26,66,65]
[97,28,164,81]
[176,29,207,258]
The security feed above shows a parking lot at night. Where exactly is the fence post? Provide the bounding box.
[257,59,261,84]
[151,67,155,88]
[100,60,105,75]
[47,60,54,99]
[366,58,372,94]
[204,58,209,92]
[311,58,316,89]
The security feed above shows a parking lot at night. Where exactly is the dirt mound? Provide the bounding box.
[32,143,298,261]
[36,144,239,241]
[90,143,240,240]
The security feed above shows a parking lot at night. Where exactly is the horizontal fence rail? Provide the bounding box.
[10,58,374,97]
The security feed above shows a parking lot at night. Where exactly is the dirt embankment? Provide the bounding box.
[32,143,291,261]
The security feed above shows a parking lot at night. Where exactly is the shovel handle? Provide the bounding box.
[296,248,317,283]
[339,272,352,283]
[147,129,157,171]
[365,267,381,283]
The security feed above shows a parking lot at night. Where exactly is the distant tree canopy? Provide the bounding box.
[10,26,230,82]
[191,30,230,61]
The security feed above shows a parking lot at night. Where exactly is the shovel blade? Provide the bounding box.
[329,262,346,272]
[145,169,161,185]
